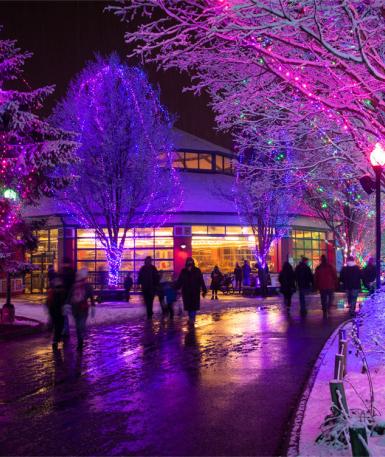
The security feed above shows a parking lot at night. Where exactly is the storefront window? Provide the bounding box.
[207,226,226,235]
[185,152,199,169]
[76,227,174,289]
[291,229,327,269]
[199,153,212,170]
[192,225,208,234]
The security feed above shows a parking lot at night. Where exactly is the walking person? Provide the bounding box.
[123,272,133,302]
[60,257,76,338]
[361,257,376,295]
[242,260,251,287]
[164,281,178,319]
[46,277,67,350]
[295,257,314,316]
[210,265,223,300]
[279,261,296,310]
[175,257,207,325]
[138,256,160,319]
[47,264,56,289]
[314,255,338,318]
[69,269,95,351]
[234,262,243,293]
[339,256,362,317]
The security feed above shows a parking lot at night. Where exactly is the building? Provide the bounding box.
[23,129,335,293]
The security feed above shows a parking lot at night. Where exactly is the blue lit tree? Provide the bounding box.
[52,54,180,286]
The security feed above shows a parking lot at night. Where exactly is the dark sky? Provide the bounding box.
[1,0,232,148]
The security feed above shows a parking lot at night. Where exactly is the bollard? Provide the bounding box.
[339,339,348,376]
[349,425,369,457]
[339,328,347,342]
[329,380,349,416]
[334,354,344,380]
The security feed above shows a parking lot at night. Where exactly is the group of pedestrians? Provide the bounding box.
[279,255,376,318]
[46,258,95,351]
[138,256,206,325]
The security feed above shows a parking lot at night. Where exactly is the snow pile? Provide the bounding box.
[299,292,385,456]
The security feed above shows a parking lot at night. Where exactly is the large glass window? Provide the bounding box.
[291,229,327,269]
[25,228,59,293]
[76,227,174,289]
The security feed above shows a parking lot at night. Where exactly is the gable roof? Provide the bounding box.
[173,128,233,155]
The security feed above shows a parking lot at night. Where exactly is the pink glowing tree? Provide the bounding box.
[0,29,77,318]
[111,1,385,169]
[52,55,180,287]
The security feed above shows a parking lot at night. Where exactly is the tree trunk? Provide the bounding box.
[2,273,15,323]
[107,247,123,288]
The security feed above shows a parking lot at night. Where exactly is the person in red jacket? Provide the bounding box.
[314,255,338,318]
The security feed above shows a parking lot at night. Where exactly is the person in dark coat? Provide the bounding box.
[46,277,67,350]
[69,269,95,351]
[47,265,56,289]
[257,262,269,297]
[210,265,223,300]
[340,256,362,317]
[175,257,207,324]
[314,255,338,318]
[234,263,243,293]
[138,256,160,319]
[279,262,296,309]
[242,260,251,286]
[362,257,376,294]
[295,257,314,316]
[123,272,133,302]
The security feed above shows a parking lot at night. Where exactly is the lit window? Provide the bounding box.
[207,226,226,235]
[216,154,223,171]
[223,157,232,172]
[173,151,184,168]
[192,225,208,234]
[226,226,242,235]
[199,153,212,170]
[185,152,199,169]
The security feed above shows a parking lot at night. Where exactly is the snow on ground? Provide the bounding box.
[299,292,385,456]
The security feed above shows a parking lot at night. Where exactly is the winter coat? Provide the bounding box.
[234,266,242,281]
[242,263,251,279]
[314,263,338,291]
[138,264,160,294]
[70,282,94,316]
[295,262,314,289]
[340,265,362,290]
[61,266,75,299]
[279,268,296,295]
[361,264,376,288]
[175,266,207,311]
[124,275,133,291]
[210,270,223,289]
[46,286,67,318]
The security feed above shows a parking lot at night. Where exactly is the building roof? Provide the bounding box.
[173,128,233,155]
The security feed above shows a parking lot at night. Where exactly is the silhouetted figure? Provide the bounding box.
[340,256,362,317]
[69,269,95,351]
[362,257,376,294]
[46,277,67,350]
[234,263,242,293]
[60,257,75,338]
[210,265,223,300]
[242,260,251,286]
[257,262,269,297]
[47,264,56,289]
[315,255,338,318]
[279,262,296,309]
[123,272,133,302]
[138,256,160,319]
[175,257,207,325]
[295,257,314,316]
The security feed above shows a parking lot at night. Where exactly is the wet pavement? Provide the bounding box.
[0,303,349,456]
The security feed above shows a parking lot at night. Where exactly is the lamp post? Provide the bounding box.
[370,143,385,289]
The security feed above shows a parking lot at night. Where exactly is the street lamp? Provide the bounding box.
[370,142,385,289]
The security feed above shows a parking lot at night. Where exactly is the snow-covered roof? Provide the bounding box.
[173,128,233,155]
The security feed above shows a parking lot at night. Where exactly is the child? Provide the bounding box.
[164,281,178,318]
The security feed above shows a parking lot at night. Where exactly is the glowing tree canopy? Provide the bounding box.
[0,28,77,276]
[111,1,385,171]
[52,54,180,286]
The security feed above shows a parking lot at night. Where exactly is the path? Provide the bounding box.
[0,302,349,456]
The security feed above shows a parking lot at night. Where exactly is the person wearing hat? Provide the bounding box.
[69,268,95,350]
[295,257,314,316]
[138,256,160,319]
[175,257,207,325]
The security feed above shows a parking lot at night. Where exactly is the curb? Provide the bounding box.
[0,316,46,341]
[286,318,353,456]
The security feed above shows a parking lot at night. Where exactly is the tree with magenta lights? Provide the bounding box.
[52,55,180,287]
[0,28,77,321]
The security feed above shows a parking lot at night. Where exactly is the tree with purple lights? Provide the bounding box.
[111,1,385,173]
[0,29,77,319]
[53,55,180,287]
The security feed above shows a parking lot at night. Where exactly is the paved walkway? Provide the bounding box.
[0,295,350,456]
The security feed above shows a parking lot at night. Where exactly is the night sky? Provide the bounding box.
[1,1,232,148]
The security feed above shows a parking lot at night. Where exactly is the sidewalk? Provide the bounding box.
[0,316,44,340]
[295,292,385,456]
[11,292,349,327]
